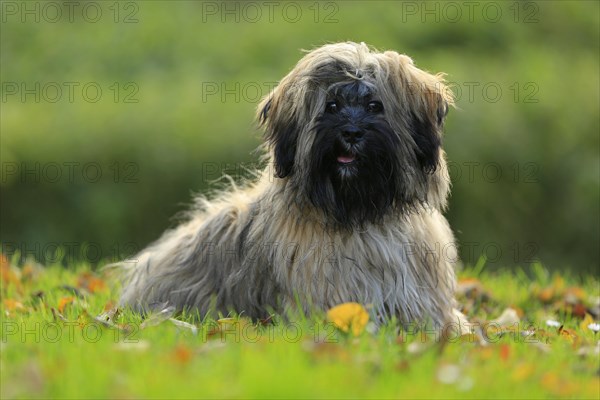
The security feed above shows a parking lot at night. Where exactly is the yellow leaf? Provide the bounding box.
[511,363,535,382]
[327,302,369,336]
[580,313,595,333]
[558,326,579,346]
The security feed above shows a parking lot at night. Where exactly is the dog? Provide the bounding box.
[120,42,461,328]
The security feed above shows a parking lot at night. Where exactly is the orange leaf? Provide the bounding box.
[558,326,579,347]
[57,296,75,313]
[77,272,106,293]
[564,286,586,302]
[499,344,510,361]
[0,256,22,291]
[172,345,193,365]
[327,302,369,336]
[3,299,26,313]
[87,277,106,293]
[537,287,554,303]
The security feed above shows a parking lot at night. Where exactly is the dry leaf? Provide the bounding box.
[172,344,193,364]
[3,299,27,315]
[57,296,75,313]
[558,326,580,346]
[511,363,535,382]
[579,313,595,333]
[0,256,22,293]
[456,278,490,300]
[499,344,510,361]
[77,272,106,293]
[537,287,554,303]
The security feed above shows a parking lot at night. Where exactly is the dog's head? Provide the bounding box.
[259,42,453,227]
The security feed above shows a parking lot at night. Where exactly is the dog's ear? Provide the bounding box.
[410,110,442,174]
[410,92,451,173]
[258,89,299,179]
[388,53,454,173]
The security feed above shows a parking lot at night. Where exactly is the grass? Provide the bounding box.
[1,256,599,399]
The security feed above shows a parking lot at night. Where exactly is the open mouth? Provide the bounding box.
[336,146,357,165]
[337,154,356,164]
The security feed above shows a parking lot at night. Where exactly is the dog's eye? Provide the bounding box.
[367,101,383,113]
[325,101,339,113]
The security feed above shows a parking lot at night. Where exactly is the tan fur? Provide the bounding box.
[119,42,461,328]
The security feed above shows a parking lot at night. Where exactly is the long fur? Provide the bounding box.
[119,42,460,328]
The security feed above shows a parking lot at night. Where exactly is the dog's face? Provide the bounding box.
[259,42,453,227]
[309,80,403,225]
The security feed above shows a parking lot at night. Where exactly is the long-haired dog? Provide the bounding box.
[120,42,461,328]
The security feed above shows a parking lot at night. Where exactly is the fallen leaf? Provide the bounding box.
[558,326,579,346]
[540,372,578,397]
[570,302,588,318]
[564,287,586,303]
[456,278,490,301]
[580,313,595,333]
[3,299,27,315]
[537,287,554,303]
[172,344,193,365]
[77,272,106,293]
[326,302,369,336]
[57,296,75,313]
[499,344,510,361]
[0,256,22,293]
[511,363,535,382]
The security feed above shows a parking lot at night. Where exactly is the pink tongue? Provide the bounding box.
[337,155,355,164]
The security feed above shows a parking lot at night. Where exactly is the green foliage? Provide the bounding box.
[1,260,599,398]
[1,1,598,272]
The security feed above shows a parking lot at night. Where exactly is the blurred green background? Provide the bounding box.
[1,1,598,273]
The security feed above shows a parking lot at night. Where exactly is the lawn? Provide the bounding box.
[1,255,598,399]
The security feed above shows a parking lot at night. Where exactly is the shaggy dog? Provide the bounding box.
[120,42,461,328]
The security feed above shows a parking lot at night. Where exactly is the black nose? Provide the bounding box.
[342,127,363,143]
